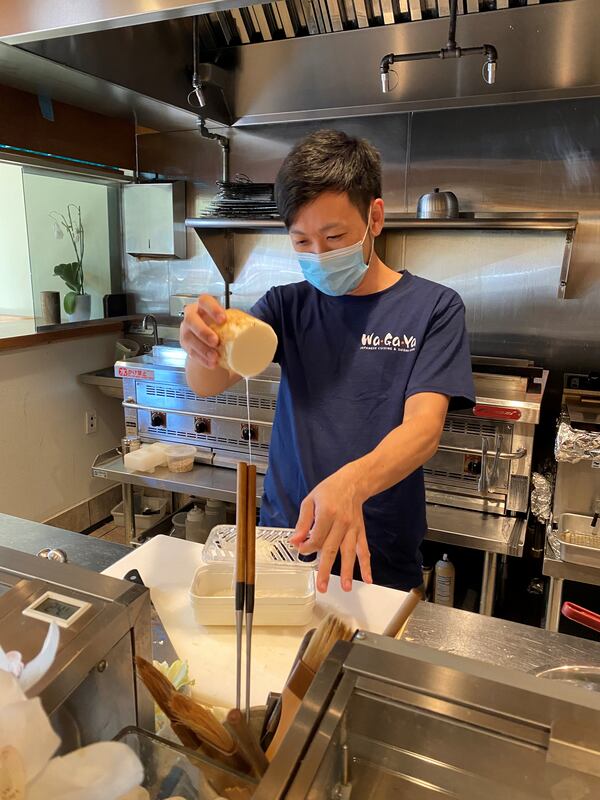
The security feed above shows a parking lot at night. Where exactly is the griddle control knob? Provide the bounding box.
[466,459,481,476]
[151,411,166,428]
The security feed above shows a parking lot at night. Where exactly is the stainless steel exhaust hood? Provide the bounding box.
[2,0,600,128]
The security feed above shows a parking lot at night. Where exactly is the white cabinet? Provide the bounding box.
[123,182,186,258]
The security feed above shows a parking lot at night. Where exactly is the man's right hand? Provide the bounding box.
[180,294,227,369]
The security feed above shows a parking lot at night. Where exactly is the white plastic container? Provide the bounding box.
[171,511,188,539]
[190,564,315,627]
[205,499,227,530]
[123,444,167,474]
[111,495,168,531]
[185,505,209,543]
[165,444,196,473]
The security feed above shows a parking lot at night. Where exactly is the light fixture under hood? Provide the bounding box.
[380,0,498,93]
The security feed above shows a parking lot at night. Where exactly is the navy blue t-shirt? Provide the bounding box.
[251,271,475,589]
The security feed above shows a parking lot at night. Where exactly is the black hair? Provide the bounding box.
[275,129,382,227]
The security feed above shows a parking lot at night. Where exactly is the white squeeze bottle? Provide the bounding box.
[434,554,455,607]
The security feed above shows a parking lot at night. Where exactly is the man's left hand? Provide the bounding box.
[289,463,372,594]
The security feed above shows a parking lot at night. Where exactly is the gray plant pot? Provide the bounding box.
[66,293,91,322]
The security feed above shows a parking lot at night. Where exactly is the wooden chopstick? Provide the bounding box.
[382,587,423,638]
[226,708,269,779]
[245,464,257,720]
[235,462,248,711]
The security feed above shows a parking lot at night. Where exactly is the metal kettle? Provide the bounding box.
[416,188,460,219]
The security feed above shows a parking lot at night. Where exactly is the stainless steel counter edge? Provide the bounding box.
[0,513,129,573]
[403,598,600,674]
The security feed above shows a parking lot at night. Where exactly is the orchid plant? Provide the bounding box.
[49,204,86,315]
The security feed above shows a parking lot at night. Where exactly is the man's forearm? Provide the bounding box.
[185,357,239,397]
[351,415,442,500]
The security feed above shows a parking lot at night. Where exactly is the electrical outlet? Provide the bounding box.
[85,410,97,434]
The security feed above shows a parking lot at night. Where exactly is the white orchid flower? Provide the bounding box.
[0,671,144,800]
[0,622,60,692]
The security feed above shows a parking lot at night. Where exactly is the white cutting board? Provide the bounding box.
[103,535,407,708]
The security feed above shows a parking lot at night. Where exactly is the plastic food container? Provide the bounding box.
[123,443,167,474]
[111,495,168,531]
[190,564,315,627]
[165,444,196,473]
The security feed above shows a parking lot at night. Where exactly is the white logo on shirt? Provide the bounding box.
[361,333,417,352]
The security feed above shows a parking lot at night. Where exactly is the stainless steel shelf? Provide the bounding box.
[92,449,524,556]
[186,218,284,230]
[185,212,578,297]
[542,542,600,632]
[79,367,123,399]
[543,546,600,587]
[426,504,526,556]
[92,449,264,504]
[185,212,579,232]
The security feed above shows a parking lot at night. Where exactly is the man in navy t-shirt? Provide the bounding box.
[181,130,475,594]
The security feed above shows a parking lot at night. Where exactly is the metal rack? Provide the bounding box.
[186,212,578,298]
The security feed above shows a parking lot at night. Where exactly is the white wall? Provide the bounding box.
[0,333,124,521]
[22,172,112,322]
[0,163,34,318]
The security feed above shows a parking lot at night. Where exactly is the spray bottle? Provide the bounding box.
[434,554,455,607]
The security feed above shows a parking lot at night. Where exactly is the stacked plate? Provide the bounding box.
[201,175,279,220]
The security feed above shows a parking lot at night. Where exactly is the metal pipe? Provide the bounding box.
[122,483,136,545]
[447,0,458,50]
[379,0,497,92]
[545,577,564,632]
[479,552,498,616]
[121,400,274,427]
[197,118,229,183]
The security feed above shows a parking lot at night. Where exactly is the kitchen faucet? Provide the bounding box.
[592,498,600,529]
[142,314,159,348]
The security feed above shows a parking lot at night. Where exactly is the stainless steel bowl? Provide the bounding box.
[535,665,600,691]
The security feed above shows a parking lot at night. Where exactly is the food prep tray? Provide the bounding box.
[203,525,316,569]
[190,563,315,626]
[557,512,600,568]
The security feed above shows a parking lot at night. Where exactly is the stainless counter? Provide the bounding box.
[404,596,600,675]
[0,512,129,572]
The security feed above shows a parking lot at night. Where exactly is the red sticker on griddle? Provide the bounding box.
[473,405,521,421]
[117,366,155,380]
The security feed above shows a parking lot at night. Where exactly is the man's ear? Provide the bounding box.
[371,198,385,236]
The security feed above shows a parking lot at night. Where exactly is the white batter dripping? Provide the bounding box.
[245,377,253,464]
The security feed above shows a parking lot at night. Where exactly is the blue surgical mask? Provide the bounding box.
[296,209,374,296]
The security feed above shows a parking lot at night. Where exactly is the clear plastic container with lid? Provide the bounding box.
[164,444,196,473]
[202,525,316,569]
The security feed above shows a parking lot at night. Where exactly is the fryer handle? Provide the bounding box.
[562,602,600,633]
[436,443,527,460]
[478,436,489,494]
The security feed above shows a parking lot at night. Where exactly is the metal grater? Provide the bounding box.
[203,525,316,568]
